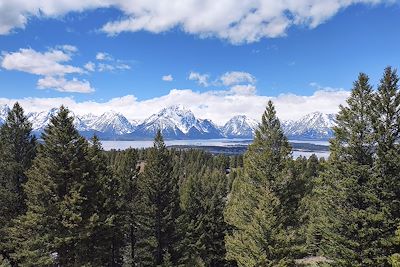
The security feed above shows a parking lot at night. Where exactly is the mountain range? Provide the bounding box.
[0,104,335,140]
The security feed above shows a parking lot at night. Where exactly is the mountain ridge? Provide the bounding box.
[0,104,336,140]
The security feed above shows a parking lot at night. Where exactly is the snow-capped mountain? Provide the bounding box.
[282,112,336,140]
[222,115,258,138]
[0,103,336,140]
[0,105,10,124]
[28,108,60,133]
[27,108,89,133]
[85,111,135,135]
[130,105,222,139]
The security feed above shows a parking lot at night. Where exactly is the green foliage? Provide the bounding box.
[179,169,229,266]
[8,107,120,266]
[311,69,400,266]
[225,100,305,266]
[136,130,181,266]
[112,148,140,265]
[0,102,36,265]
[390,226,400,267]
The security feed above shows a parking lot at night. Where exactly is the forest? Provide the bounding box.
[0,66,399,266]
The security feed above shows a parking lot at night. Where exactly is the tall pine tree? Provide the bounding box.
[310,72,389,265]
[224,100,298,266]
[372,67,400,264]
[9,106,112,266]
[136,130,181,266]
[0,102,36,265]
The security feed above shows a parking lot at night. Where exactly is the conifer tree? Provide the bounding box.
[224,100,297,266]
[0,102,36,265]
[136,130,181,266]
[310,73,385,265]
[371,67,400,263]
[86,136,124,266]
[9,106,108,266]
[180,169,229,266]
[113,148,140,265]
[390,226,400,267]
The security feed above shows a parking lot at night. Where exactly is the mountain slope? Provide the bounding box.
[127,105,222,139]
[0,103,336,140]
[85,111,135,135]
[282,112,336,140]
[222,115,258,138]
[0,105,10,124]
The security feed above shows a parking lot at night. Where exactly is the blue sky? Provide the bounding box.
[0,1,399,123]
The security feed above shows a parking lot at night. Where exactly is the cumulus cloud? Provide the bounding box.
[0,88,350,125]
[37,76,94,93]
[188,72,210,87]
[1,46,94,93]
[1,48,83,76]
[0,0,390,43]
[220,71,256,86]
[162,74,173,82]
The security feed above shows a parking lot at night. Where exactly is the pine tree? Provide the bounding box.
[136,130,181,266]
[9,106,108,266]
[113,148,140,266]
[310,73,387,265]
[371,67,400,263]
[390,226,400,267]
[224,100,297,266]
[0,102,36,265]
[86,136,124,266]
[180,169,229,266]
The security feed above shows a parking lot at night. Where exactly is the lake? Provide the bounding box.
[100,139,330,158]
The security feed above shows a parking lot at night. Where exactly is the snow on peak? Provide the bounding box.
[222,115,258,138]
[283,112,336,139]
[87,111,134,135]
[0,105,10,124]
[146,104,197,134]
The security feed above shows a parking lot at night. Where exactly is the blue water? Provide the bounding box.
[100,139,330,158]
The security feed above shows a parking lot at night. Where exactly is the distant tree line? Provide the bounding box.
[0,67,399,266]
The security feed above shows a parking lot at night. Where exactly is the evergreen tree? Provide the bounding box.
[86,136,124,266]
[371,67,400,263]
[180,169,229,266]
[390,226,400,267]
[136,130,181,266]
[224,100,297,266]
[9,106,109,266]
[113,148,140,266]
[0,102,36,265]
[310,73,386,265]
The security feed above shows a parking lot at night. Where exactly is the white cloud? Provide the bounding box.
[1,48,82,76]
[0,46,94,93]
[188,72,209,87]
[220,71,256,86]
[162,74,173,82]
[96,52,112,61]
[97,62,130,72]
[94,52,131,72]
[58,45,78,53]
[229,84,257,96]
[0,0,390,43]
[37,76,94,93]
[84,61,95,72]
[0,88,350,125]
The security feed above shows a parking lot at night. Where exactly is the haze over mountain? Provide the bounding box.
[0,104,336,140]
